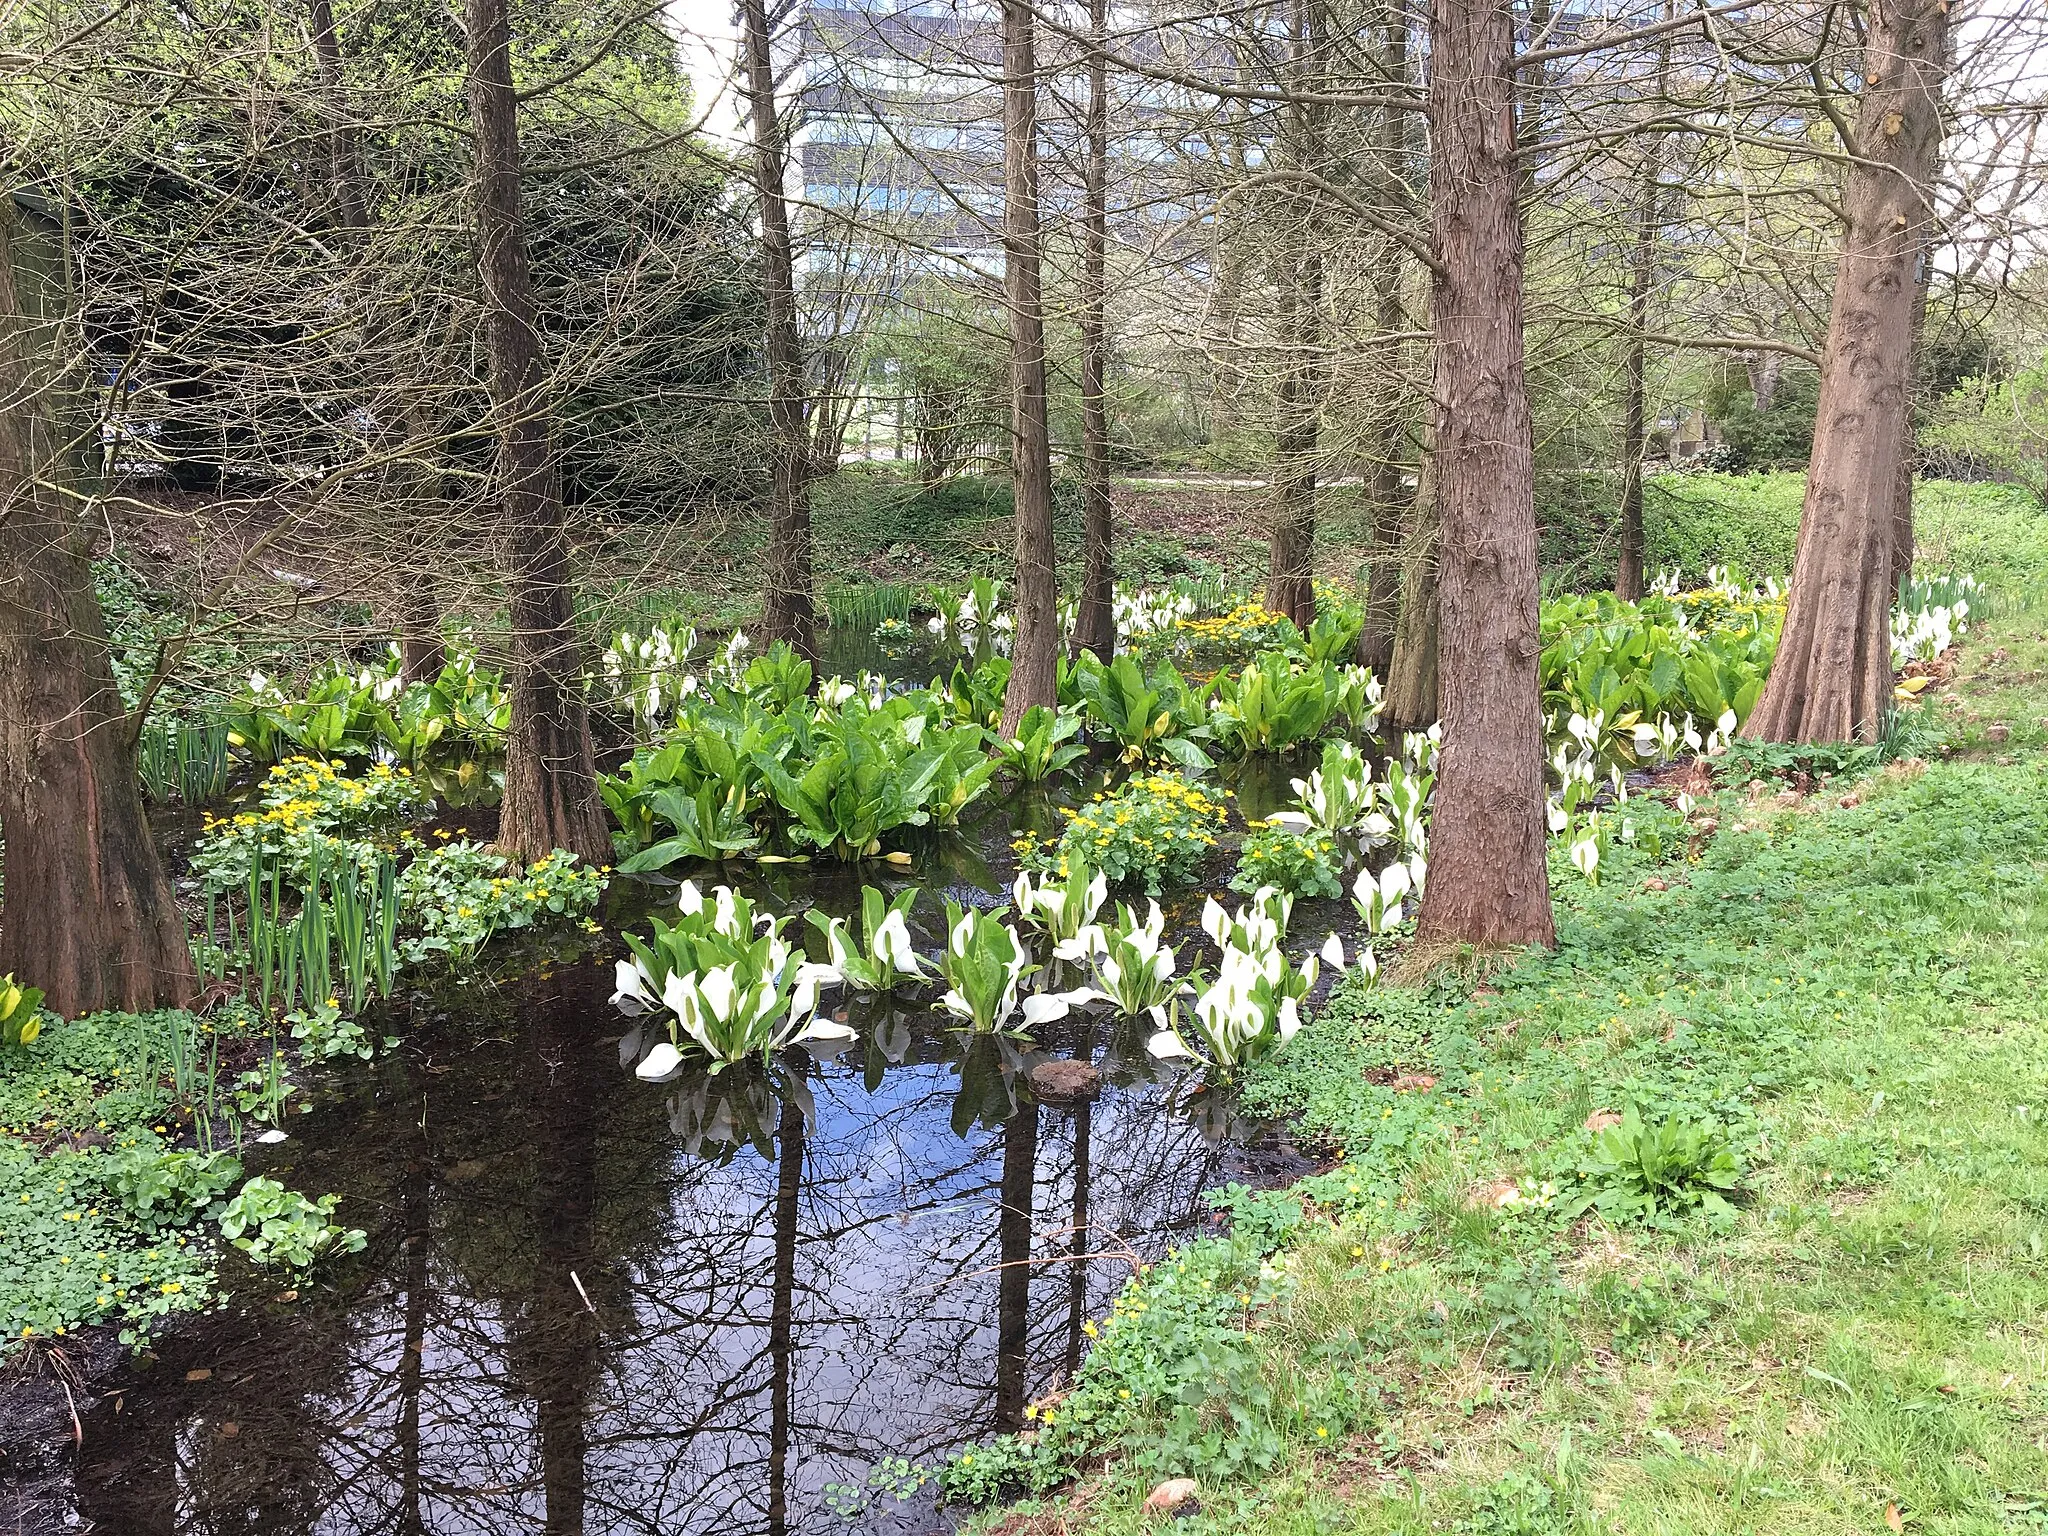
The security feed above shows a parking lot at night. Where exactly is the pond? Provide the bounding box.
[60,740,1339,1535]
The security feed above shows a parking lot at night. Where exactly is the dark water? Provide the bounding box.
[67,774,1335,1536]
[73,615,1356,1535]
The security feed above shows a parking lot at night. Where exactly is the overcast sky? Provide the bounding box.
[669,0,745,149]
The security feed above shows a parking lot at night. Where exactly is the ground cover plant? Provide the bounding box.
[930,567,2048,1536]
[0,1004,359,1348]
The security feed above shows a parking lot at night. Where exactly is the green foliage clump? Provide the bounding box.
[1711,366,1820,470]
[0,1140,224,1345]
[603,687,997,866]
[1208,653,1343,755]
[0,1011,227,1346]
[1560,1105,1745,1228]
[223,647,510,767]
[1070,651,1208,764]
[190,757,431,890]
[993,703,1087,783]
[1230,825,1343,900]
[0,1006,374,1350]
[939,1186,1384,1503]
[397,842,607,964]
[217,1177,366,1272]
[1047,773,1228,893]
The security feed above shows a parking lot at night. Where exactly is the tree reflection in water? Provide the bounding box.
[72,961,1248,1536]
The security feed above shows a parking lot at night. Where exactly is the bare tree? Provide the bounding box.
[1411,0,1554,952]
[1070,0,1117,663]
[463,0,609,861]
[743,0,819,660]
[1359,0,1418,675]
[1262,0,1330,631]
[307,0,449,683]
[999,0,1060,734]
[1612,14,1673,602]
[1743,0,1951,745]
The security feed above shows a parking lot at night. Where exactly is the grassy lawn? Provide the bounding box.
[968,489,2048,1536]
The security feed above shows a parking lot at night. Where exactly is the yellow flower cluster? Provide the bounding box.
[1170,601,1291,651]
[1670,587,1786,632]
[1051,772,1231,892]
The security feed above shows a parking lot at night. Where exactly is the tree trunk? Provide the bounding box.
[1614,38,1668,604]
[1204,210,1247,445]
[1070,0,1116,664]
[0,199,192,1014]
[1745,350,1782,412]
[744,0,818,661]
[463,0,609,862]
[1887,255,1935,603]
[1383,435,1438,729]
[1741,0,1949,745]
[998,0,1059,735]
[1411,0,1554,953]
[1359,0,1415,675]
[397,574,446,684]
[1263,0,1325,632]
[1264,260,1321,630]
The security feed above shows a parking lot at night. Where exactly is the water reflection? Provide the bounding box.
[73,964,1253,1536]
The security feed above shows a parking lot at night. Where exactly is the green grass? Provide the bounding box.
[1642,470,1807,581]
[960,491,2048,1536]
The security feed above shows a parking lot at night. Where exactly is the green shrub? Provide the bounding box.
[397,842,606,964]
[217,1177,366,1271]
[1561,1106,1744,1229]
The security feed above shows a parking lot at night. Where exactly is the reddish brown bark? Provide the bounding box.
[1383,442,1438,730]
[998,0,1059,735]
[0,199,192,1015]
[1411,0,1554,952]
[1070,0,1116,664]
[1742,0,1949,745]
[1887,257,1935,604]
[463,0,609,863]
[743,0,818,661]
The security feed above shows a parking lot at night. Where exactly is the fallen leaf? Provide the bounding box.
[1466,1178,1519,1210]
[1885,1502,1904,1533]
[1143,1478,1199,1517]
